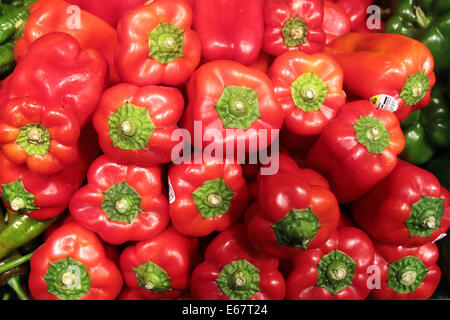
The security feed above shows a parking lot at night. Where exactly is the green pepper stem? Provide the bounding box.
[7,274,28,300]
[0,251,33,274]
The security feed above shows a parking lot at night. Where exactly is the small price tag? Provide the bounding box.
[168,178,175,204]
[370,94,398,112]
[432,233,447,243]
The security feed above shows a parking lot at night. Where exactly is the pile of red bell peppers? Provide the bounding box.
[0,0,448,301]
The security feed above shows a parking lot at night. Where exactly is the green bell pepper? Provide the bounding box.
[400,83,450,165]
[426,151,450,190]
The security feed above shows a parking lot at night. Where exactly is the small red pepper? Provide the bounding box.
[119,226,198,300]
[28,222,123,300]
[115,0,201,86]
[268,51,346,136]
[306,100,405,203]
[193,0,264,66]
[92,84,185,166]
[370,241,441,300]
[69,155,170,245]
[190,224,286,300]
[263,0,326,56]
[323,1,352,44]
[352,160,450,246]
[287,227,375,300]
[168,156,250,237]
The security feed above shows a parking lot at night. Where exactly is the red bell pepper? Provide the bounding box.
[193,0,264,66]
[190,224,286,300]
[115,0,201,86]
[326,33,436,121]
[4,32,108,127]
[66,0,146,28]
[287,227,374,300]
[168,156,250,237]
[28,222,123,300]
[370,241,441,300]
[263,0,326,56]
[14,0,119,84]
[0,124,100,220]
[119,226,198,300]
[245,170,340,258]
[352,160,450,246]
[267,51,346,136]
[306,100,405,203]
[279,127,318,150]
[0,97,80,176]
[69,155,170,245]
[323,1,352,44]
[330,0,373,30]
[180,60,283,154]
[92,84,185,166]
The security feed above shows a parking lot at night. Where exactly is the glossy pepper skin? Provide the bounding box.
[2,32,108,127]
[326,32,436,121]
[180,60,283,154]
[0,124,100,221]
[352,160,450,246]
[400,83,450,165]
[193,0,264,66]
[28,222,123,300]
[323,1,352,44]
[370,241,441,300]
[92,84,185,166]
[287,227,374,300]
[245,171,340,258]
[263,0,326,56]
[115,0,201,86]
[168,156,250,237]
[119,226,198,300]
[330,0,373,30]
[268,51,346,137]
[306,100,405,203]
[0,97,80,176]
[69,155,170,245]
[190,224,286,300]
[14,0,119,83]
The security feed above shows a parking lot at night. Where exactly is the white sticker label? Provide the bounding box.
[370,94,399,112]
[168,178,175,204]
[432,233,447,243]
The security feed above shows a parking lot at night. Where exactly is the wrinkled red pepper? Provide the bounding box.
[28,222,123,300]
[168,156,250,237]
[323,1,351,44]
[69,155,170,245]
[193,0,264,66]
[370,241,441,300]
[119,226,198,300]
[92,84,185,166]
[115,0,201,86]
[190,224,286,300]
[263,0,326,56]
[306,100,405,203]
[287,227,374,300]
[14,0,119,83]
[352,160,450,246]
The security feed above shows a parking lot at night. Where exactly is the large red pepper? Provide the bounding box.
[287,227,374,300]
[323,1,351,44]
[330,0,373,30]
[0,97,80,176]
[3,32,108,127]
[263,0,326,56]
[245,169,340,258]
[69,155,170,245]
[267,51,346,136]
[326,33,436,121]
[14,0,119,83]
[0,124,100,220]
[306,100,405,203]
[92,84,185,166]
[352,160,450,246]
[193,0,264,66]
[168,156,250,237]
[119,226,198,300]
[190,224,286,300]
[28,222,123,300]
[370,241,441,300]
[115,0,201,86]
[180,60,283,154]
